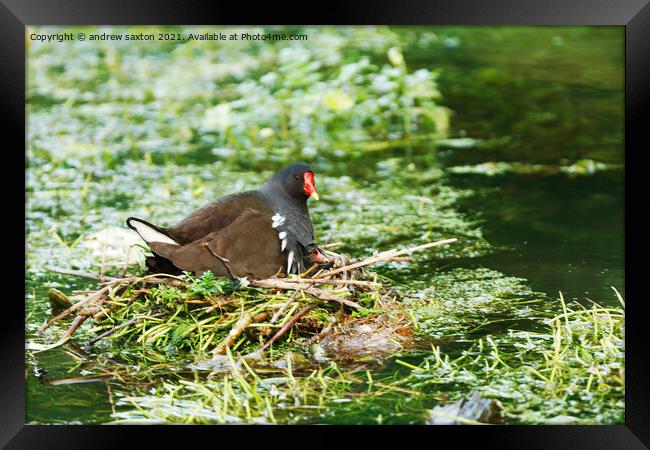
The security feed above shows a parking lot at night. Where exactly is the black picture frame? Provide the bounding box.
[4,0,647,447]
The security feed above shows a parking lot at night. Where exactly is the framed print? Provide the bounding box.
[3,0,648,447]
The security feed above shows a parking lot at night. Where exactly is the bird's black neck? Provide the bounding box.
[259,182,309,214]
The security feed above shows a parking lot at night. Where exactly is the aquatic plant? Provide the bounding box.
[28,259,624,425]
[401,290,625,424]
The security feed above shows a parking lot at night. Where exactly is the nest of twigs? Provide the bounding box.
[39,239,456,362]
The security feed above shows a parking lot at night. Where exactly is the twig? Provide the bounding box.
[61,315,89,340]
[44,266,121,282]
[38,285,112,333]
[251,279,361,309]
[49,374,113,386]
[314,238,457,279]
[90,287,150,320]
[203,242,237,280]
[204,297,242,314]
[42,278,162,332]
[266,277,382,288]
[270,291,300,324]
[313,306,344,342]
[304,287,361,309]
[300,263,320,278]
[383,256,412,262]
[257,304,315,353]
[211,313,253,355]
[92,307,114,320]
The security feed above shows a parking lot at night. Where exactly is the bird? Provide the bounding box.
[126,163,330,279]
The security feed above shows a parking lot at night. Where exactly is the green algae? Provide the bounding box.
[448,160,621,177]
[90,289,624,425]
[402,293,625,424]
[26,267,625,425]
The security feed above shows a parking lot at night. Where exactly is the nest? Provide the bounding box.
[39,239,456,363]
[318,305,414,361]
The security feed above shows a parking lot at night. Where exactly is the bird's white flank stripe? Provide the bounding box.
[272,213,286,229]
[130,221,178,246]
[287,250,294,274]
[278,231,288,252]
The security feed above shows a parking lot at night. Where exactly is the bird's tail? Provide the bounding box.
[126,217,179,246]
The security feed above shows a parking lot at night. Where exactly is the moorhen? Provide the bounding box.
[126,163,329,278]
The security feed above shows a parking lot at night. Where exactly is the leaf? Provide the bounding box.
[387,47,404,66]
[323,91,354,112]
[171,323,193,345]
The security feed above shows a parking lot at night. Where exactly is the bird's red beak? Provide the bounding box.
[303,172,319,201]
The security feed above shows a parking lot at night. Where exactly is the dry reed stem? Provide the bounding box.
[257,304,315,354]
[270,291,300,323]
[61,315,89,340]
[266,277,382,288]
[44,266,121,282]
[314,238,457,279]
[38,285,112,333]
[211,312,253,355]
[251,279,361,309]
[209,311,270,356]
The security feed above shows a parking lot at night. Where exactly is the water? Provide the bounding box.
[404,26,624,302]
[25,26,624,424]
[447,171,624,302]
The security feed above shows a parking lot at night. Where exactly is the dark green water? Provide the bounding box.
[424,26,624,302]
[26,26,624,424]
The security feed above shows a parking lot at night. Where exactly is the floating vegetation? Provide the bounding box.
[29,250,624,424]
[27,26,450,171]
[407,268,552,340]
[400,290,625,424]
[448,159,621,177]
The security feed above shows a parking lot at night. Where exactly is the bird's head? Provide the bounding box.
[265,163,319,202]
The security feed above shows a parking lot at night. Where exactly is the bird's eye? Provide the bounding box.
[294,175,301,181]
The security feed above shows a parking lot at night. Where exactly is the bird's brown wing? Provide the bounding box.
[167,191,271,245]
[156,209,285,278]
